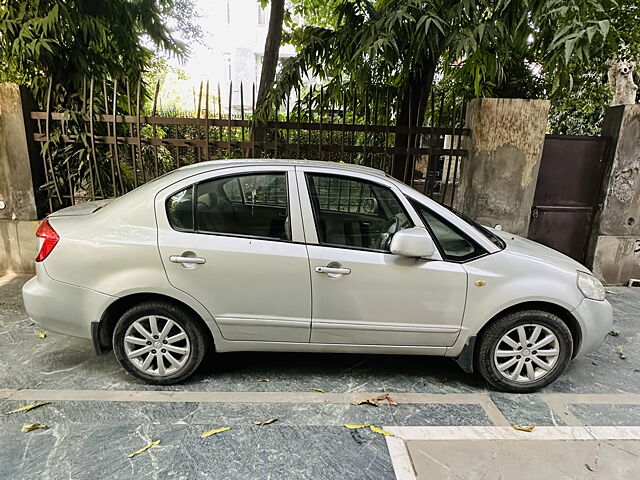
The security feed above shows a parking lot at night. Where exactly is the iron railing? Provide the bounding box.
[29,78,469,214]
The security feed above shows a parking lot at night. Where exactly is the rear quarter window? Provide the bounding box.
[166,186,194,231]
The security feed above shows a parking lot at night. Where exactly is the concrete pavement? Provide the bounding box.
[1,274,639,479]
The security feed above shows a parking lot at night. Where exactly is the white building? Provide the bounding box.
[197,0,298,111]
[160,0,305,112]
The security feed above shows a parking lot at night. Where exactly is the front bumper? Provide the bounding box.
[572,297,613,356]
[22,265,115,339]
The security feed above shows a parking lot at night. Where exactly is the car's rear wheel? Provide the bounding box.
[476,310,573,393]
[113,301,208,384]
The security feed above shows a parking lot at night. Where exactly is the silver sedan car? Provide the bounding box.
[23,159,612,392]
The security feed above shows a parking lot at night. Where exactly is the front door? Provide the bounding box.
[156,166,311,343]
[298,169,468,348]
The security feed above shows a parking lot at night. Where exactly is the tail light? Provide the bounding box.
[35,218,59,262]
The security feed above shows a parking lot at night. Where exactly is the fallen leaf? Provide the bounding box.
[618,346,626,360]
[200,426,231,438]
[253,418,278,426]
[369,425,395,437]
[512,424,536,432]
[37,332,46,339]
[128,440,160,458]
[382,394,399,406]
[309,388,325,393]
[344,424,368,430]
[6,402,51,415]
[353,393,398,407]
[257,378,270,382]
[609,330,620,337]
[353,398,379,407]
[343,424,395,436]
[21,423,48,433]
[585,463,595,472]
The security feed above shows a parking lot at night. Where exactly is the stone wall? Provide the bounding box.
[587,104,640,284]
[0,83,42,274]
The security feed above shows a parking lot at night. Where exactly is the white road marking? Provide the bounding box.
[382,426,640,480]
[386,436,417,480]
[5,389,639,404]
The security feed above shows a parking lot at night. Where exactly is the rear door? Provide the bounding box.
[298,167,469,348]
[156,165,311,343]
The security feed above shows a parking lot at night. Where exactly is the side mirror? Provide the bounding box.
[390,227,435,258]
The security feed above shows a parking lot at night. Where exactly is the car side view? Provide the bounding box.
[22,159,613,392]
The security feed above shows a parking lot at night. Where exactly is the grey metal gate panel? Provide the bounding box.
[528,135,608,264]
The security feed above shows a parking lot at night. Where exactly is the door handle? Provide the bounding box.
[170,255,206,265]
[315,266,351,277]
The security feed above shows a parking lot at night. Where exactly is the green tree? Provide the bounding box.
[546,1,640,134]
[264,0,614,180]
[0,0,187,105]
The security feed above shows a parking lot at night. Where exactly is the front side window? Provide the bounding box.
[166,173,291,241]
[410,200,485,261]
[306,173,412,251]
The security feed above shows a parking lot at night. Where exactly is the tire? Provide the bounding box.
[112,301,209,385]
[476,309,573,393]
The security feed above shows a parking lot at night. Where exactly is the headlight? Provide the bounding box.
[577,271,605,301]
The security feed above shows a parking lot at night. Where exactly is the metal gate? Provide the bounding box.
[528,135,608,264]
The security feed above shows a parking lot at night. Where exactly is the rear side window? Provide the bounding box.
[166,186,194,230]
[165,173,291,241]
[410,200,485,262]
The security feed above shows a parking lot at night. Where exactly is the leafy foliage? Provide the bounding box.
[0,0,187,105]
[263,0,615,125]
[547,0,640,134]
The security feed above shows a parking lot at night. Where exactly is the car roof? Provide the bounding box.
[177,158,390,179]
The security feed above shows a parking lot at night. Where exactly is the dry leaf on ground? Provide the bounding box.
[21,423,48,433]
[618,346,626,359]
[309,388,325,393]
[343,424,395,436]
[369,426,395,436]
[128,440,160,458]
[200,426,231,438]
[512,424,536,432]
[37,332,46,339]
[6,402,51,415]
[253,418,278,426]
[353,393,398,407]
[344,424,368,430]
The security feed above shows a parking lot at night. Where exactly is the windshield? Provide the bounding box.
[444,205,506,250]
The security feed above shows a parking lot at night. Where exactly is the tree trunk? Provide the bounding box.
[391,57,436,183]
[254,0,285,151]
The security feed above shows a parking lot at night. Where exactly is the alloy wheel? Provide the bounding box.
[493,324,560,383]
[123,315,191,376]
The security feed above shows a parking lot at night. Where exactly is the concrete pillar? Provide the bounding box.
[0,83,43,274]
[587,105,640,284]
[454,98,550,237]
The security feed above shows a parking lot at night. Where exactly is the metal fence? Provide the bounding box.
[29,78,469,214]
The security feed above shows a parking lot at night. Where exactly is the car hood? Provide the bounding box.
[491,229,588,274]
[47,200,112,217]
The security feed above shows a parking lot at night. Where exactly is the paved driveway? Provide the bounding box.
[1,274,639,479]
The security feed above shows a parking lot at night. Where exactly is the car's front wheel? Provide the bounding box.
[476,310,573,393]
[113,301,208,384]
